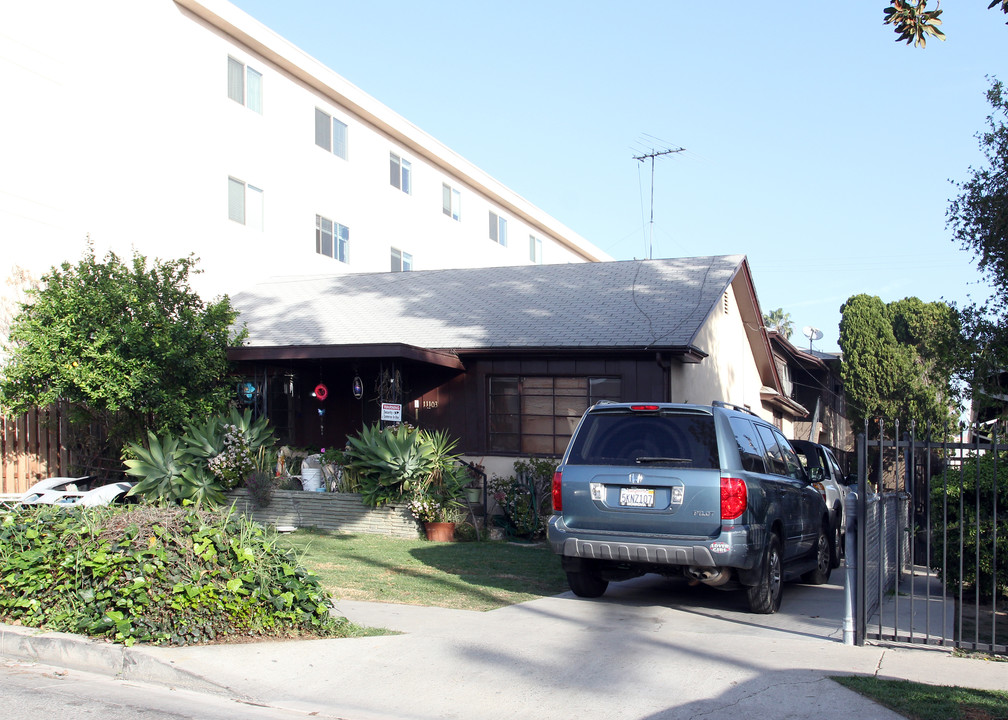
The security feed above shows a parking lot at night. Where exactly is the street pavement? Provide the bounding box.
[1,572,1005,720]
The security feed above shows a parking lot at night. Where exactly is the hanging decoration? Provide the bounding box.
[352,376,363,400]
[314,383,328,401]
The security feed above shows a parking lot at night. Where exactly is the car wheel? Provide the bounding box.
[802,522,832,585]
[829,513,842,569]
[746,533,782,614]
[566,570,608,598]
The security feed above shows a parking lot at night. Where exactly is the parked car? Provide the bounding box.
[790,439,850,568]
[17,476,134,507]
[547,401,832,614]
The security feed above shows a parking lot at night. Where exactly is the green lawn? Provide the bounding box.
[834,676,1008,720]
[277,529,568,611]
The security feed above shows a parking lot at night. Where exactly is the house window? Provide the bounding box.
[315,108,348,159]
[227,57,262,113]
[391,247,413,272]
[489,211,507,246]
[442,183,461,220]
[489,376,621,454]
[315,214,349,262]
[228,177,262,229]
[529,235,542,263]
[390,152,411,194]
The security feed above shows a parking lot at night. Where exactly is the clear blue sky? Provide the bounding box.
[232,1,1007,353]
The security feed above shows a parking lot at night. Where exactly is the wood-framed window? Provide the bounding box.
[489,375,621,455]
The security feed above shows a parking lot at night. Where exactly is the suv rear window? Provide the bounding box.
[566,411,718,468]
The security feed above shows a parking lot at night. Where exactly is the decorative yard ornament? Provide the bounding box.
[352,376,363,400]
[313,383,328,401]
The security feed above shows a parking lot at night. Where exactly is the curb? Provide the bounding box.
[0,623,234,697]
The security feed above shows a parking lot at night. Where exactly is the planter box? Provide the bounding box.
[226,489,421,539]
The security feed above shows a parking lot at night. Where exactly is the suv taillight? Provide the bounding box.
[552,470,563,511]
[720,475,747,520]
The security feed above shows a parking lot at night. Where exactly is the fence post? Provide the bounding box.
[856,430,867,645]
[843,486,859,645]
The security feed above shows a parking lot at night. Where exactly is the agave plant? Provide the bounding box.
[343,423,436,507]
[124,431,195,503]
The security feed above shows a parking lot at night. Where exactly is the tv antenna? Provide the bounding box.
[802,326,823,351]
[633,139,684,259]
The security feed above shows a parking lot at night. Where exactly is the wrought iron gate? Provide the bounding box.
[854,421,1005,654]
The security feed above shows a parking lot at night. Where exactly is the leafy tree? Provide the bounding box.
[0,243,245,472]
[947,79,1008,420]
[839,294,964,433]
[763,308,794,339]
[883,1,1008,48]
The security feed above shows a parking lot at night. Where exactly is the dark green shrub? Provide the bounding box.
[0,504,351,646]
[929,452,1008,601]
[489,456,557,539]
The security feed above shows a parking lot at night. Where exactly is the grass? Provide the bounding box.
[834,677,1008,720]
[276,529,568,611]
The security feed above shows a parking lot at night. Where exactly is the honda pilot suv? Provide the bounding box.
[547,401,832,613]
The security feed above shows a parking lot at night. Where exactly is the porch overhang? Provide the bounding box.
[227,343,465,371]
[759,385,809,418]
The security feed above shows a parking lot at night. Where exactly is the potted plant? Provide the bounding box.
[408,494,462,541]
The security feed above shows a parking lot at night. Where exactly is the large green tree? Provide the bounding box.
[0,244,245,472]
[839,294,964,433]
[883,1,1008,48]
[947,79,1008,419]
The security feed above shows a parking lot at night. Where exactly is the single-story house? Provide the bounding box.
[228,255,806,476]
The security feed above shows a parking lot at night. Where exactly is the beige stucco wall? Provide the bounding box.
[668,279,772,422]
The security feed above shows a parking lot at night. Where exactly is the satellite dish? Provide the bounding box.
[802,326,823,350]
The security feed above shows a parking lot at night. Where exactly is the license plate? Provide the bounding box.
[619,487,654,507]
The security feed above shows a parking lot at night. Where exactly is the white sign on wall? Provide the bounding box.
[381,403,402,422]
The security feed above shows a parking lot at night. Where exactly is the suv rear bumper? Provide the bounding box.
[547,515,760,571]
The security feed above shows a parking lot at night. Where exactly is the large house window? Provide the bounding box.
[391,247,413,272]
[227,56,262,113]
[315,108,348,159]
[442,183,461,220]
[316,214,349,262]
[529,235,542,263]
[228,177,262,229]
[489,211,507,246]
[390,152,411,194]
[489,376,621,454]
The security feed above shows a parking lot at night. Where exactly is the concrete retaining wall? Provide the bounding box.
[226,489,421,539]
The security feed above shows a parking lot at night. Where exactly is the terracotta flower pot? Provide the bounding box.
[424,522,455,542]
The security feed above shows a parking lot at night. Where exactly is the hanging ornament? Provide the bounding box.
[314,383,328,401]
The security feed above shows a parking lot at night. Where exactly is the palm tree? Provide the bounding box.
[763,308,794,339]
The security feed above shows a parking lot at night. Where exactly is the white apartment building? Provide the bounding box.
[0,0,608,304]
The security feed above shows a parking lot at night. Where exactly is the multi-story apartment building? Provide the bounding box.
[0,0,608,304]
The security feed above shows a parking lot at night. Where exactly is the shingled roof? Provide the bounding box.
[229,255,747,358]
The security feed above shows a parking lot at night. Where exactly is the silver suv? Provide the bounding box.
[547,401,831,613]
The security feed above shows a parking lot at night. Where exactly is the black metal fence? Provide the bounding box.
[854,420,1005,654]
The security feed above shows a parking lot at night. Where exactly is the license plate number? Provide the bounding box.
[620,487,654,507]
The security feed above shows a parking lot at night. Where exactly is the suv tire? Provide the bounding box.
[746,533,782,614]
[567,570,609,598]
[802,522,832,585]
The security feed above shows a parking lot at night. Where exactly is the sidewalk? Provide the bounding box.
[2,575,1005,720]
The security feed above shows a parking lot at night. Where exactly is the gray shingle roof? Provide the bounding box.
[231,255,745,351]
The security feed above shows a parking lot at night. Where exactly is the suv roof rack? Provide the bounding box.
[712,400,758,417]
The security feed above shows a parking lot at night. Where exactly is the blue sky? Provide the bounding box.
[232,1,1007,353]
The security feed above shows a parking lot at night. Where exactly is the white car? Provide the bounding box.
[791,439,850,568]
[17,476,134,507]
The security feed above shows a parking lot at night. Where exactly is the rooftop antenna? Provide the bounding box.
[802,325,823,352]
[633,139,684,259]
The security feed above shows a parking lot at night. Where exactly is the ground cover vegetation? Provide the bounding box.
[835,676,1008,720]
[278,528,567,611]
[0,504,369,646]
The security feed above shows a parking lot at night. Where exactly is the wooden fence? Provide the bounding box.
[1,405,71,494]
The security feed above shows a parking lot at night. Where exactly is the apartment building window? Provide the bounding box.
[391,247,413,272]
[489,211,507,246]
[227,57,262,114]
[529,235,542,264]
[316,214,349,263]
[390,152,411,194]
[489,376,621,454]
[442,183,461,220]
[228,177,262,229]
[315,108,348,159]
